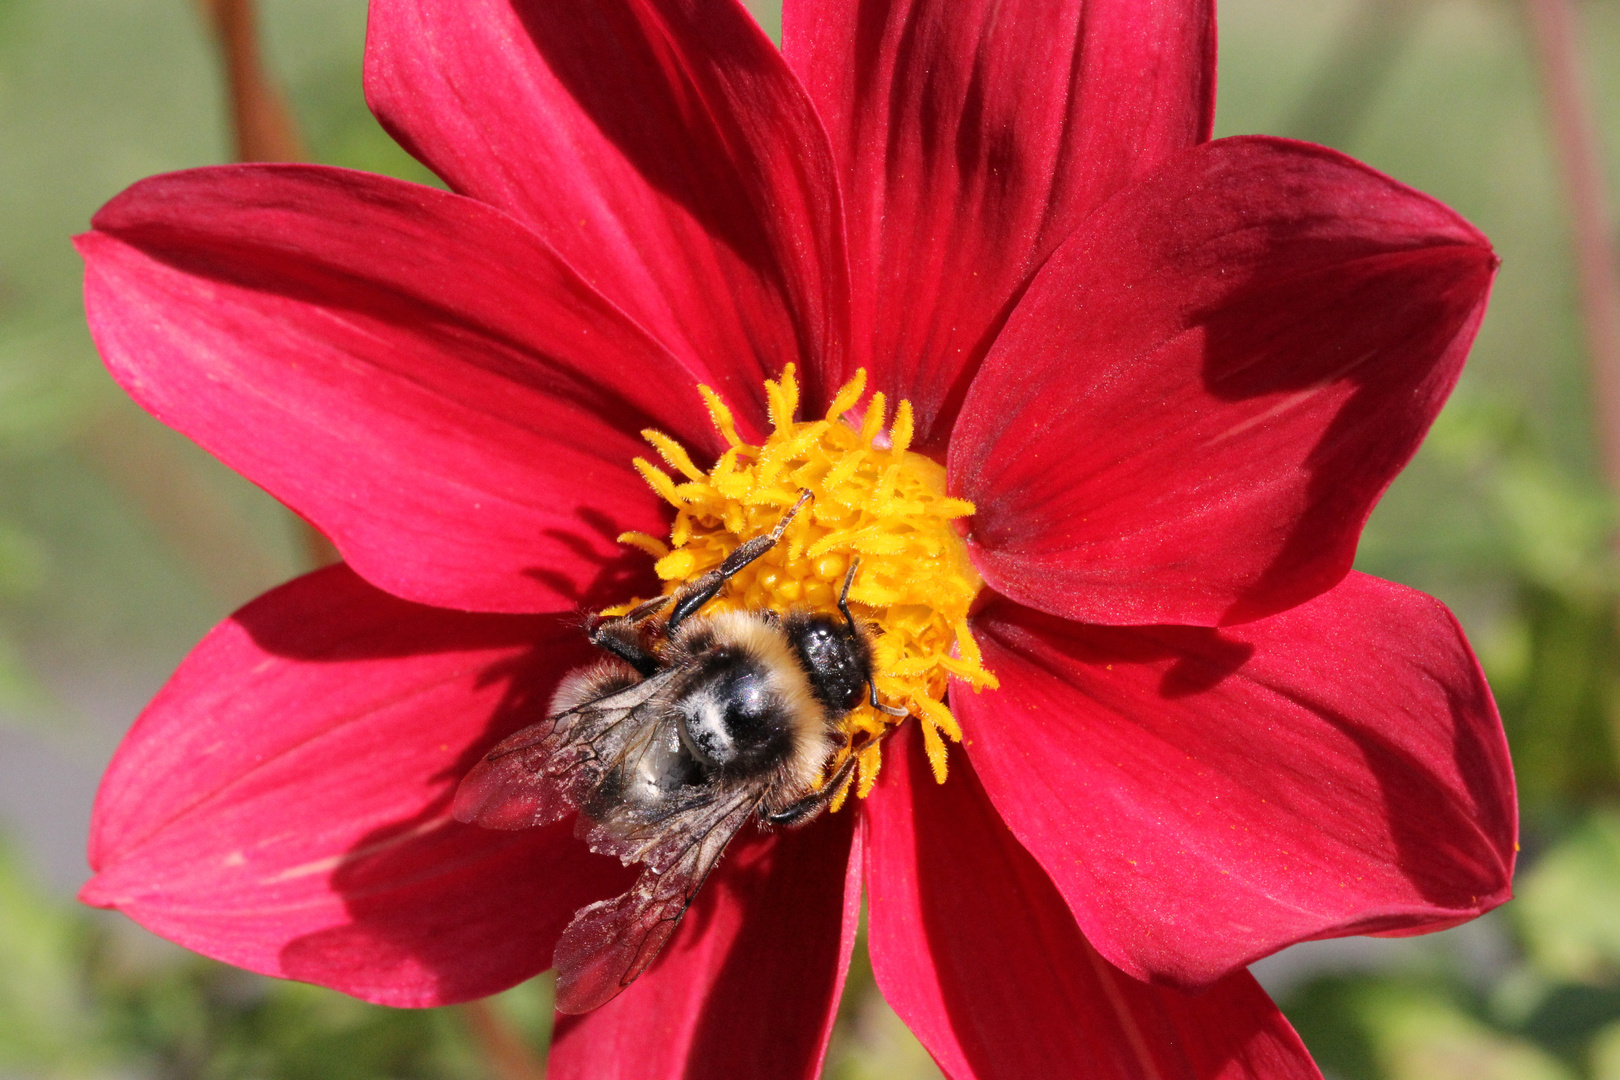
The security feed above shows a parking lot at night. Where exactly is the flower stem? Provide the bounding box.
[458,1000,547,1080]
[194,0,340,569]
[1525,0,1620,486]
[193,0,304,163]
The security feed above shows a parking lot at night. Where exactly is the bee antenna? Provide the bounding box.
[837,557,859,632]
[769,488,813,543]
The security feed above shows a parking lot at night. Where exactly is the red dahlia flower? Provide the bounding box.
[75,0,1516,1076]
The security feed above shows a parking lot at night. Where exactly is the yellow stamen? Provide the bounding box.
[698,386,743,448]
[824,369,868,422]
[616,531,670,559]
[860,392,887,445]
[890,400,915,456]
[625,365,992,796]
[641,429,705,481]
[632,457,682,505]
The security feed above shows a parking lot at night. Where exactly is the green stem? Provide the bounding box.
[1525,0,1620,487]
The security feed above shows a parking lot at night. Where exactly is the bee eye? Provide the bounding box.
[678,657,781,770]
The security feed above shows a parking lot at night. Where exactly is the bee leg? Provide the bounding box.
[841,559,908,718]
[837,558,860,631]
[759,752,858,828]
[666,489,813,634]
[586,614,662,677]
[622,593,677,622]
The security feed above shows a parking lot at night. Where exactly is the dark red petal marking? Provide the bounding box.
[785,0,1214,449]
[957,574,1517,990]
[82,566,632,1007]
[951,136,1496,626]
[366,0,851,422]
[865,726,1322,1080]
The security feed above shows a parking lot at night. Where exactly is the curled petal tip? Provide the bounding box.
[77,876,118,910]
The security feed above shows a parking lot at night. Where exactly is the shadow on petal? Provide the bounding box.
[508,2,776,278]
[1196,242,1495,623]
[867,724,1319,1079]
[952,138,1497,628]
[191,564,652,1006]
[270,624,638,1006]
[959,580,1515,988]
[548,814,858,1080]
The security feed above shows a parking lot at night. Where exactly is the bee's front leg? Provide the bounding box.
[586,612,663,676]
[666,490,813,634]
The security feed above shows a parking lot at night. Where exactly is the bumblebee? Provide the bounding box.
[452,492,898,1013]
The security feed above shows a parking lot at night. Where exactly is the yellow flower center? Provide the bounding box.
[615,365,995,806]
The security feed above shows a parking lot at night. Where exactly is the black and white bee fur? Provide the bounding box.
[452,492,901,1014]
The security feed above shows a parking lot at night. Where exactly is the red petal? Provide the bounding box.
[865,727,1320,1080]
[82,566,633,1007]
[784,0,1213,449]
[366,0,850,418]
[957,573,1517,990]
[79,165,683,614]
[951,137,1497,626]
[547,813,859,1080]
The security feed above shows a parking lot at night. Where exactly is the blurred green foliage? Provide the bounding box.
[1520,810,1620,985]
[0,836,557,1079]
[2,0,1620,1077]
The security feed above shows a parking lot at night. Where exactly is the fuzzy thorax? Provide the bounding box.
[616,365,995,804]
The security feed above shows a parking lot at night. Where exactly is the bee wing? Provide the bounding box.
[552,780,769,1014]
[451,668,680,831]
